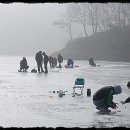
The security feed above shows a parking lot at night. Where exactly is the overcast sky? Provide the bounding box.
[0,3,70,56]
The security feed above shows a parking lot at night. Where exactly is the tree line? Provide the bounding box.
[53,3,130,40]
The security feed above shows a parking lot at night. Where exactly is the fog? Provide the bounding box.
[0,3,69,56]
[1,2,127,57]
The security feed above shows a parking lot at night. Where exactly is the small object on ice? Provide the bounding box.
[87,88,91,96]
[31,69,37,73]
[72,94,75,97]
[58,89,64,97]
[48,96,53,99]
[121,101,125,104]
[75,65,79,67]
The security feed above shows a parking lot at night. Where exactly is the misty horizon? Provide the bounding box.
[1,2,130,58]
[0,3,70,56]
[0,2,95,56]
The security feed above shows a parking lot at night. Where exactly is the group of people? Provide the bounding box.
[35,51,49,74]
[93,81,130,112]
[18,51,49,74]
[18,56,130,113]
[48,56,57,68]
[18,52,64,73]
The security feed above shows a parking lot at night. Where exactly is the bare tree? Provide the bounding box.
[53,3,130,41]
[122,3,130,25]
[53,4,75,41]
[80,3,102,33]
[67,3,88,37]
[53,19,73,40]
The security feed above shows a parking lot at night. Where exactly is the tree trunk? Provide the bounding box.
[118,4,121,27]
[82,22,88,37]
[69,21,73,40]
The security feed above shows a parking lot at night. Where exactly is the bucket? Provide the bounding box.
[58,90,64,97]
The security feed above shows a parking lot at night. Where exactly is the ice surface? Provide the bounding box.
[0,56,130,128]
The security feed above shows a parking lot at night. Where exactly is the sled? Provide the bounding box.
[65,65,73,68]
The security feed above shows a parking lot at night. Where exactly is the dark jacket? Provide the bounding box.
[48,56,53,63]
[53,57,57,65]
[43,53,48,64]
[67,59,74,66]
[20,58,27,68]
[35,52,43,64]
[58,54,63,63]
[93,86,114,107]
[125,97,130,103]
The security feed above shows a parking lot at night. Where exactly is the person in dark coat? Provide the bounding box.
[67,59,74,67]
[89,58,96,67]
[121,81,130,104]
[57,53,63,68]
[48,56,53,68]
[42,52,49,74]
[93,85,122,112]
[19,57,29,72]
[35,51,44,73]
[53,57,57,68]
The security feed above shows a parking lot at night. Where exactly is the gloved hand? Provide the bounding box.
[121,101,126,104]
[111,102,118,109]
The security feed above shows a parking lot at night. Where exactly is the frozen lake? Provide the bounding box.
[0,56,130,128]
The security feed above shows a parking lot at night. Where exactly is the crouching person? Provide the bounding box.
[67,59,74,68]
[121,81,130,104]
[18,57,29,72]
[93,85,122,112]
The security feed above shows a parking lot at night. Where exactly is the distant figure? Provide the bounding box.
[67,59,74,68]
[93,85,122,112]
[89,58,96,67]
[53,57,57,68]
[42,52,49,74]
[48,56,53,68]
[18,57,29,72]
[35,51,44,73]
[57,53,63,68]
[121,81,130,104]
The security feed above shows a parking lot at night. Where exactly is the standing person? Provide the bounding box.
[18,57,29,72]
[121,81,130,104]
[58,53,63,68]
[93,85,122,112]
[42,52,49,74]
[53,57,57,68]
[35,51,44,73]
[48,56,53,68]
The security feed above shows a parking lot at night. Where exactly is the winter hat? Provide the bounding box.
[113,85,122,94]
[127,82,130,88]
